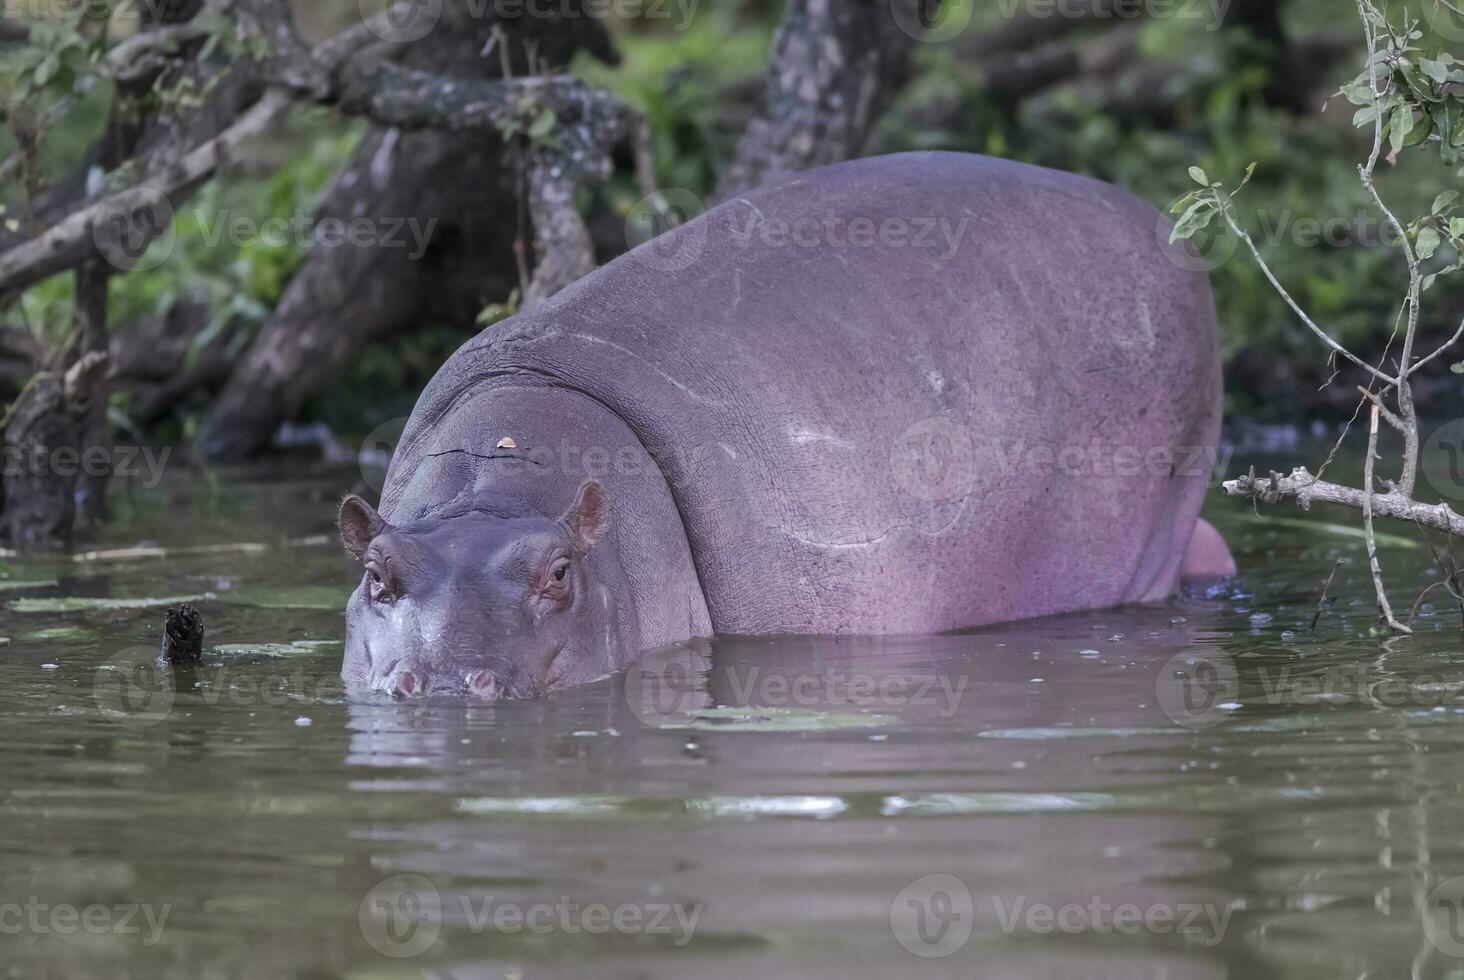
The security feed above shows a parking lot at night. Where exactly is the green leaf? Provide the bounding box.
[1188,166,1209,187]
[1391,106,1415,152]
[1169,201,1216,243]
[1170,191,1199,214]
[1405,112,1433,147]
[1450,217,1464,239]
[1424,59,1450,84]
[1239,161,1258,189]
[528,107,557,141]
[1418,226,1442,260]
[1435,191,1460,214]
[1339,80,1373,106]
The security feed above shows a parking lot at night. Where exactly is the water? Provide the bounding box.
[5,452,1464,979]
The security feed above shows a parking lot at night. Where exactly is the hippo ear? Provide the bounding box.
[563,481,609,553]
[339,495,388,558]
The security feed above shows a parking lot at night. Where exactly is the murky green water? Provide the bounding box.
[6,448,1464,978]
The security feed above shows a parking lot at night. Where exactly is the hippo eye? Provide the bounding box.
[365,562,396,605]
[537,556,572,605]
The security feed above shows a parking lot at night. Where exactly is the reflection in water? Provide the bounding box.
[2,465,1464,977]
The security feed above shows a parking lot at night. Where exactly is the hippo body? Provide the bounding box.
[342,152,1225,697]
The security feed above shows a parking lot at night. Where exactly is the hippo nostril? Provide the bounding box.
[391,669,423,698]
[465,669,499,700]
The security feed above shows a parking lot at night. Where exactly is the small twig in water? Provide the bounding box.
[1310,558,1346,632]
[1362,404,1412,634]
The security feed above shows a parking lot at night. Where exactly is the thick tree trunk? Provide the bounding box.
[0,0,214,545]
[201,2,619,459]
[521,157,597,312]
[717,0,924,199]
[200,126,515,460]
[74,262,112,528]
[1,327,109,550]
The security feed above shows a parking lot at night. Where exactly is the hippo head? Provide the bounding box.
[337,481,635,699]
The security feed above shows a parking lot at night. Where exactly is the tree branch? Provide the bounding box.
[1224,468,1464,538]
[1361,404,1412,632]
[0,88,292,295]
[0,2,634,296]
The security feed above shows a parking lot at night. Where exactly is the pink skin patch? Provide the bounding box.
[392,670,420,698]
[466,669,499,699]
[1181,519,1237,582]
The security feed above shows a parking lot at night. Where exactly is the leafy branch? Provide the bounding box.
[1173,0,1464,634]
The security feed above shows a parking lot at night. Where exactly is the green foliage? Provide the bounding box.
[3,15,93,101]
[11,0,1464,435]
[107,108,363,329]
[578,8,772,194]
[1171,2,1464,363]
[476,289,521,328]
[916,9,1464,379]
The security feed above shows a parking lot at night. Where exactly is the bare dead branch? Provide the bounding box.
[0,88,292,294]
[1310,558,1346,631]
[1224,468,1464,538]
[1361,404,1412,632]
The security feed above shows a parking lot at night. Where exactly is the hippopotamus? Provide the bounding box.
[338,151,1233,699]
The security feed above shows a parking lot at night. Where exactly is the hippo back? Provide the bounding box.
[381,152,1221,634]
